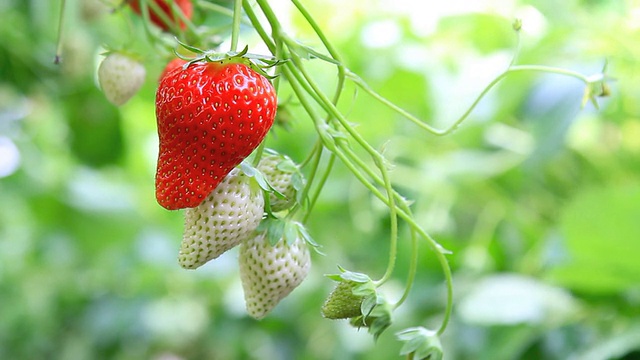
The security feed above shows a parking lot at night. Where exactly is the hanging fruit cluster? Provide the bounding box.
[78,0,609,357]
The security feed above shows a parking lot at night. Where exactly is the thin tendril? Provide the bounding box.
[54,0,67,64]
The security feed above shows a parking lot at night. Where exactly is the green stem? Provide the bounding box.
[284,63,453,334]
[170,1,199,40]
[144,0,182,35]
[197,1,255,29]
[138,0,164,49]
[394,229,419,309]
[230,0,243,52]
[135,0,180,51]
[297,142,323,221]
[254,0,281,37]
[242,1,275,53]
[303,152,335,223]
[197,0,235,16]
[337,144,452,333]
[509,24,522,67]
[300,139,322,168]
[272,36,284,91]
[339,145,453,335]
[286,2,345,217]
[346,65,592,136]
[290,0,345,105]
[375,153,399,286]
[249,0,454,335]
[251,140,266,167]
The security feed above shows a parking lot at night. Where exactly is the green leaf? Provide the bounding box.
[360,293,378,317]
[548,184,640,294]
[325,274,343,282]
[240,161,258,177]
[365,297,393,341]
[290,40,340,65]
[175,37,205,54]
[241,161,285,198]
[571,324,640,360]
[291,172,305,192]
[292,172,307,207]
[256,218,272,233]
[351,281,376,297]
[283,220,298,246]
[276,158,297,173]
[295,222,320,248]
[339,270,372,284]
[266,219,285,246]
[256,217,287,246]
[368,314,392,342]
[395,327,443,360]
[348,295,393,340]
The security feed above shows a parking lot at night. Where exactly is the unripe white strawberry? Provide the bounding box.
[98,52,145,106]
[257,152,303,212]
[239,232,311,319]
[179,168,264,269]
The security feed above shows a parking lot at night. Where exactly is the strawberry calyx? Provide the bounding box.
[254,149,306,214]
[239,160,284,216]
[240,160,284,196]
[174,40,285,80]
[255,217,320,250]
[396,327,444,360]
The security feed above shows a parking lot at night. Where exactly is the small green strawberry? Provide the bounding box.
[239,231,311,319]
[98,52,146,106]
[257,151,304,212]
[396,327,444,360]
[322,267,392,339]
[321,280,364,319]
[179,168,264,269]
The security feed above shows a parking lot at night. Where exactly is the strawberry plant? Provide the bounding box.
[52,0,613,358]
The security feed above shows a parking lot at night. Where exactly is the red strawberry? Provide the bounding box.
[129,0,193,32]
[155,58,277,210]
[159,58,186,82]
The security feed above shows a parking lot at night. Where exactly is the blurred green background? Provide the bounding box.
[1,0,639,359]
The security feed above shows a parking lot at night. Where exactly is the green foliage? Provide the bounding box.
[550,184,640,294]
[1,0,639,359]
